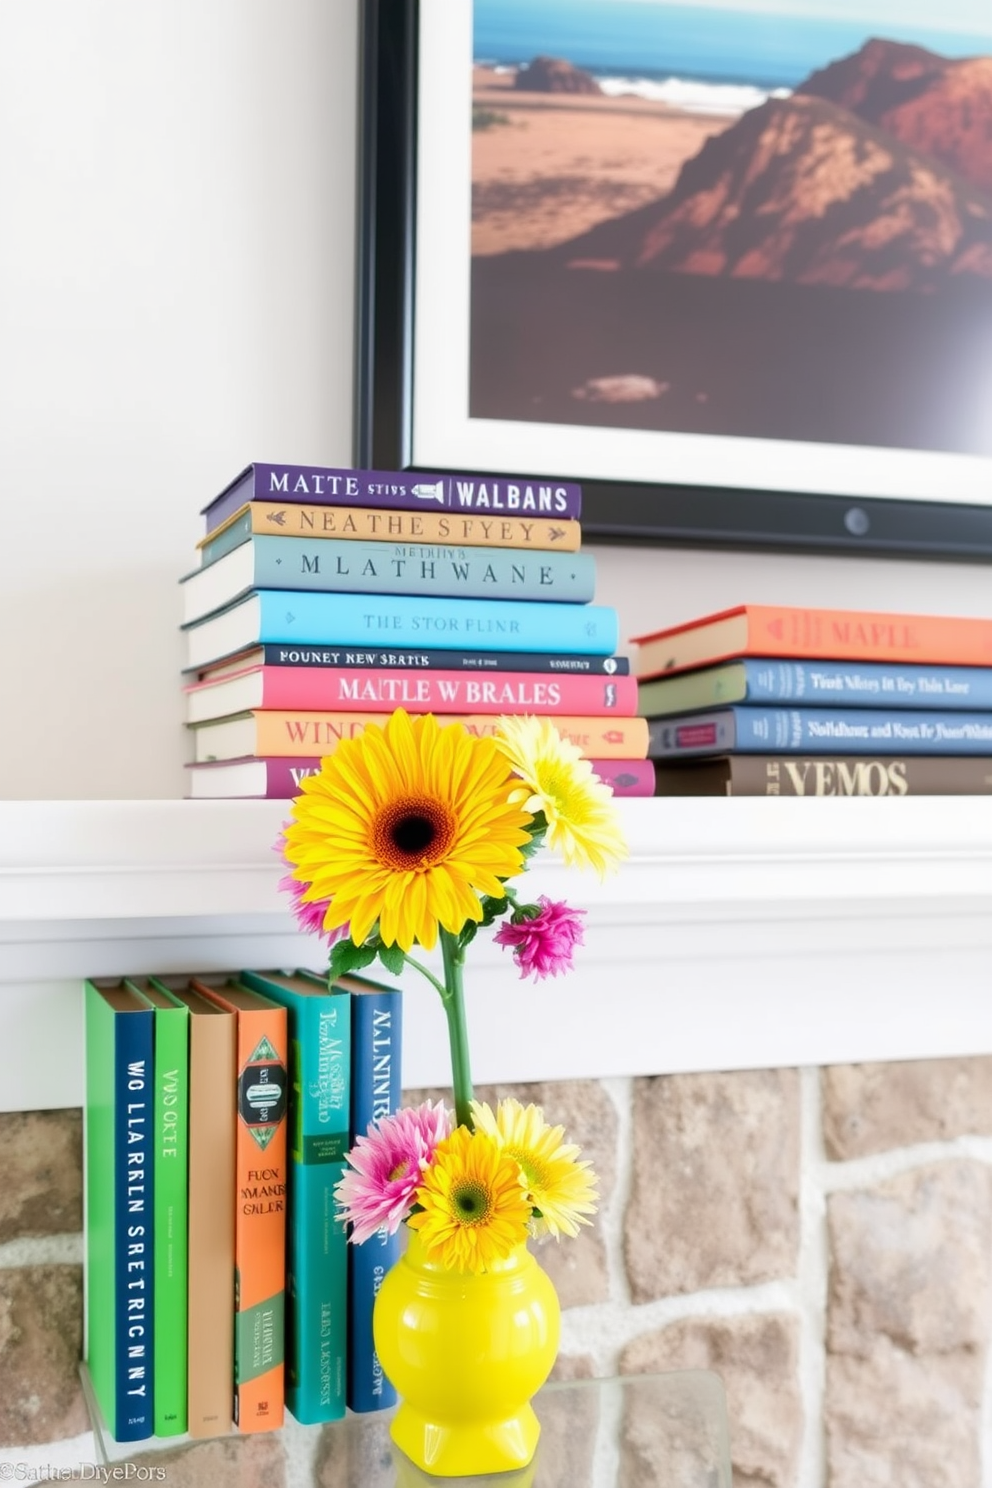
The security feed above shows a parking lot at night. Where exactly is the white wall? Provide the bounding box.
[0,0,358,799]
[1,1,990,801]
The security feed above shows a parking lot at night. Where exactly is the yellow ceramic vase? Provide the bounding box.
[372,1229,561,1478]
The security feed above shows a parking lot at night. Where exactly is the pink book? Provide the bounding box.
[587,759,655,796]
[185,666,639,724]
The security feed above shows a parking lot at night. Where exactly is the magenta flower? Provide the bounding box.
[278,870,349,946]
[494,896,587,982]
[274,826,349,946]
[335,1100,454,1243]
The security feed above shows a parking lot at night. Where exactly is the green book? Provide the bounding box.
[132,978,191,1436]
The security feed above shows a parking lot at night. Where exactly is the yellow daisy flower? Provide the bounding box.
[408,1125,532,1273]
[470,1098,598,1240]
[494,715,627,877]
[282,710,534,952]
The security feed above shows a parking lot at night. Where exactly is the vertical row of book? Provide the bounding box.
[180,461,656,797]
[82,968,402,1444]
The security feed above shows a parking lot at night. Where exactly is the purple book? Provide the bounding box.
[203,463,583,534]
[186,754,653,800]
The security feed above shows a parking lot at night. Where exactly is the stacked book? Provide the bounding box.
[82,969,401,1445]
[631,603,992,796]
[181,462,655,797]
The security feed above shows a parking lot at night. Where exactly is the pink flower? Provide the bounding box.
[274,827,348,946]
[335,1100,454,1244]
[278,871,349,946]
[494,896,586,982]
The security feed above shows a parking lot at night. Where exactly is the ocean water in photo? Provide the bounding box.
[474,0,992,91]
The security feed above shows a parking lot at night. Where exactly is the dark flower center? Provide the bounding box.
[372,795,458,870]
[393,815,436,855]
[452,1179,490,1225]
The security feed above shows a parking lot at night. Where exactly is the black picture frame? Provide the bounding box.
[355,0,992,561]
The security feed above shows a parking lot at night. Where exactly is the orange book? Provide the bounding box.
[195,979,288,1434]
[191,710,649,762]
[631,605,992,680]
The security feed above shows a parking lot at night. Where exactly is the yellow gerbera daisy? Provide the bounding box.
[282,710,533,952]
[408,1125,532,1273]
[494,715,627,877]
[470,1098,598,1240]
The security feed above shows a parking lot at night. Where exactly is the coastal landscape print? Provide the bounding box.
[469,0,992,458]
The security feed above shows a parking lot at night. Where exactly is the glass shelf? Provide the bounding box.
[82,1366,731,1486]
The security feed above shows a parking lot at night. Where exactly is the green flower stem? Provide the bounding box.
[439,928,474,1129]
[401,954,448,1001]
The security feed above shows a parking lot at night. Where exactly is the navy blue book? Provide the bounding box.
[649,706,992,758]
[639,657,992,718]
[83,981,155,1442]
[188,642,630,678]
[337,973,403,1414]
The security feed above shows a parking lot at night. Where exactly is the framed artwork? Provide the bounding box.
[357,0,992,558]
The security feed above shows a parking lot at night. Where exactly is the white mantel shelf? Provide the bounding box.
[2,797,992,1111]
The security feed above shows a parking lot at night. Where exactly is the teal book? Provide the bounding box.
[83,980,154,1442]
[131,978,190,1436]
[182,589,619,671]
[239,969,351,1425]
[180,535,597,624]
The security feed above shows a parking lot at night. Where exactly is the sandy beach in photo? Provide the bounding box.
[472,66,731,255]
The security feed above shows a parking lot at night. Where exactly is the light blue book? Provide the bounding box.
[649,706,992,757]
[639,657,992,717]
[182,588,619,671]
[181,535,596,624]
[239,969,351,1426]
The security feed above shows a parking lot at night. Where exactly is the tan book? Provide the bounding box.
[189,710,650,763]
[193,980,288,1435]
[199,501,581,554]
[161,983,236,1439]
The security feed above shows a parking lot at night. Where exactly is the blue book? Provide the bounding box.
[639,657,992,717]
[83,981,155,1443]
[182,535,596,624]
[239,969,351,1425]
[649,706,992,757]
[337,973,403,1414]
[183,589,619,671]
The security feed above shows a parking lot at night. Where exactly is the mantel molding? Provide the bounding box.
[2,798,992,1111]
[3,796,992,919]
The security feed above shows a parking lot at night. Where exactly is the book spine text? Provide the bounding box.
[347,989,402,1414]
[204,464,582,530]
[114,1016,153,1439]
[202,504,582,558]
